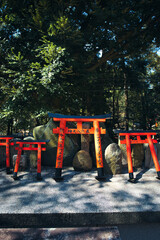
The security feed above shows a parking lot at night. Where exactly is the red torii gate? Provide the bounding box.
[48,113,111,181]
[118,130,160,182]
[12,140,49,180]
[0,135,14,174]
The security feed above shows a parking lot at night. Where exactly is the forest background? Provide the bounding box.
[1,0,160,134]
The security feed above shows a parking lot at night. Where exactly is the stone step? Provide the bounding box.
[0,227,121,240]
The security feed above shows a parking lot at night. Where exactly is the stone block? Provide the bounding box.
[81,123,90,152]
[131,144,144,168]
[119,144,128,167]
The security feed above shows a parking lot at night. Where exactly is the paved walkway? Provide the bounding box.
[0,167,160,228]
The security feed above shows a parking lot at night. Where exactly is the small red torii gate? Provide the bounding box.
[118,130,160,182]
[0,135,14,174]
[12,140,49,180]
[48,113,111,181]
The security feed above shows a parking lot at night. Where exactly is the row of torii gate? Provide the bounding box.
[0,113,160,182]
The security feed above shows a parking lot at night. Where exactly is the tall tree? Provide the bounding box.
[1,0,160,132]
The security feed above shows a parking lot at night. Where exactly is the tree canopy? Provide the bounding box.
[0,0,160,133]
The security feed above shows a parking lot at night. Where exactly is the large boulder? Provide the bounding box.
[32,119,80,167]
[104,143,122,175]
[73,150,92,171]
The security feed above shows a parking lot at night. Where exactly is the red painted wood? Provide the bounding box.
[15,147,46,151]
[52,127,106,135]
[119,131,159,177]
[0,137,14,140]
[6,139,10,168]
[52,116,106,175]
[0,143,8,146]
[37,144,42,174]
[15,141,47,145]
[53,117,106,122]
[56,120,66,169]
[120,139,157,144]
[14,141,47,176]
[93,121,103,169]
[147,135,160,172]
[14,143,23,173]
[119,132,157,136]
[125,134,133,174]
[0,136,14,169]
[52,117,106,174]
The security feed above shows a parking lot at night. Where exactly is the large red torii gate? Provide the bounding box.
[48,113,111,181]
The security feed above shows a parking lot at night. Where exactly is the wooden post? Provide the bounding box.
[13,143,23,180]
[54,120,66,181]
[93,121,105,180]
[6,138,12,174]
[125,134,134,181]
[37,143,42,180]
[147,134,160,179]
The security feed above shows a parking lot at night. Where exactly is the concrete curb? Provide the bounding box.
[1,212,160,228]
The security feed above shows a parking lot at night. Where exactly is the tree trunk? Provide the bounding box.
[7,119,13,135]
[124,72,129,130]
[116,90,121,128]
[141,91,147,129]
[112,69,116,127]
[112,86,115,127]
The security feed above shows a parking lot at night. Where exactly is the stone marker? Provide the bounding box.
[81,123,90,152]
[73,123,93,171]
[119,144,128,168]
[131,144,144,168]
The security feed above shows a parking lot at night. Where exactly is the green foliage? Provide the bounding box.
[0,0,160,133]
